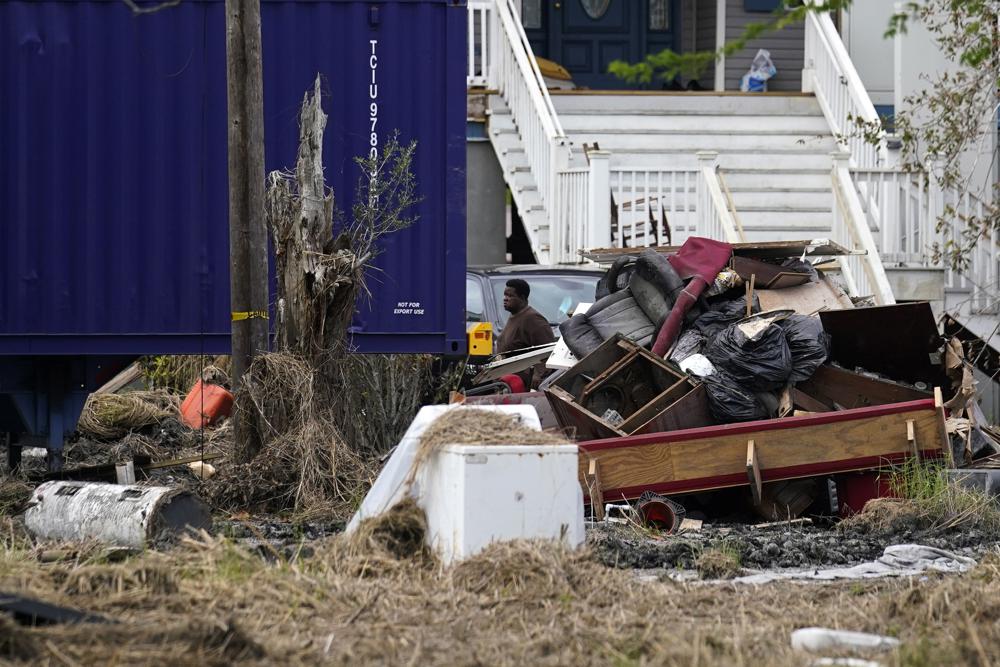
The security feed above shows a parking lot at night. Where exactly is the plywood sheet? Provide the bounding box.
[757,278,854,315]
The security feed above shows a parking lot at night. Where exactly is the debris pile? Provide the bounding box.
[466,236,1000,533]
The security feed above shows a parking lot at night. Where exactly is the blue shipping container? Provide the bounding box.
[0,0,468,356]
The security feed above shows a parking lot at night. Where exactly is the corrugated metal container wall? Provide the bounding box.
[0,0,467,355]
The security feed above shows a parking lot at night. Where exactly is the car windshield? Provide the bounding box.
[490,274,598,329]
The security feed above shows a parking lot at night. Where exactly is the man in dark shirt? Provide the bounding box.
[496,278,555,389]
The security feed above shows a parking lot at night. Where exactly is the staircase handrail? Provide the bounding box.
[831,154,896,304]
[804,8,886,169]
[492,0,566,140]
[696,154,742,244]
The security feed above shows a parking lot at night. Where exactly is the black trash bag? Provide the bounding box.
[704,319,792,391]
[778,315,830,382]
[690,295,760,340]
[702,372,771,422]
[668,328,706,364]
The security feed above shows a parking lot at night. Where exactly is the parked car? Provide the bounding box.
[466,265,603,354]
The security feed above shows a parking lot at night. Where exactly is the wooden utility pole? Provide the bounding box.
[226,0,269,456]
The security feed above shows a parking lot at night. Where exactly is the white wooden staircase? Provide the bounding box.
[551,92,839,243]
[474,0,997,318]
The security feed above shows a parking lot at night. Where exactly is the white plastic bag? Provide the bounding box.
[740,49,776,92]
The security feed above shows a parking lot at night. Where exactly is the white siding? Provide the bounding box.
[694,0,717,88]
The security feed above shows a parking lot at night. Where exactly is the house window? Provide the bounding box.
[580,0,610,20]
[649,0,669,31]
[521,0,541,29]
[874,104,895,134]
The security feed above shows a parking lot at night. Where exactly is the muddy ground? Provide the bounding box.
[589,520,994,571]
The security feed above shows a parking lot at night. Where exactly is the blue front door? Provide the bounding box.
[522,0,679,89]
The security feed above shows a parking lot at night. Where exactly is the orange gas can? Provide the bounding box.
[180,379,234,429]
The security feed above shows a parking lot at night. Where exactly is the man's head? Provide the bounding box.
[503,278,530,314]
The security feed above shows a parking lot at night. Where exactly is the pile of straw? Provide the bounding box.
[76,391,180,440]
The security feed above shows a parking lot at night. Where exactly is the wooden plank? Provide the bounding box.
[796,365,930,409]
[746,440,761,505]
[906,419,918,459]
[934,386,954,467]
[581,349,640,403]
[618,379,693,432]
[577,400,944,500]
[757,278,855,314]
[95,362,144,394]
[584,459,605,521]
[545,386,624,441]
[635,384,716,435]
[791,388,832,413]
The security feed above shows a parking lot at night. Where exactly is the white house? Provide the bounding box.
[463,0,999,414]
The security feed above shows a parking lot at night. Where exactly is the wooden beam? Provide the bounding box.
[585,458,605,522]
[791,387,833,413]
[934,386,954,467]
[906,419,919,459]
[746,440,761,506]
[796,365,930,410]
[577,400,946,501]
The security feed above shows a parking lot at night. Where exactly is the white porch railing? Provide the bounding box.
[850,165,999,314]
[830,154,897,304]
[803,10,885,169]
[611,167,698,248]
[946,192,1000,315]
[850,168,940,266]
[489,0,570,261]
[602,154,739,251]
[552,168,589,265]
[467,1,492,88]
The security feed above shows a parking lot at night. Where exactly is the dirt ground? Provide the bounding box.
[2,511,999,667]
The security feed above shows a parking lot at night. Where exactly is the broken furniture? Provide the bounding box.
[819,302,947,388]
[545,335,713,440]
[576,394,948,504]
[793,364,931,412]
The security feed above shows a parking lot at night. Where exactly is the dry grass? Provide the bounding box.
[695,542,743,580]
[1,522,999,666]
[843,460,1000,537]
[407,408,568,490]
[203,350,436,521]
[77,391,181,441]
[0,476,32,517]
[140,355,232,392]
